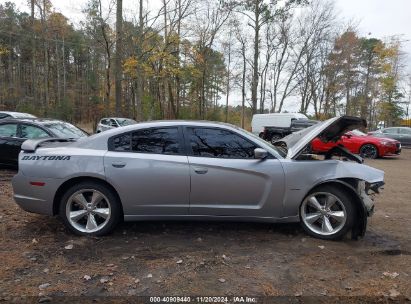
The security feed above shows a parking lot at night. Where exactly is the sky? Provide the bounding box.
[9,0,411,61]
[334,0,411,67]
[6,0,411,112]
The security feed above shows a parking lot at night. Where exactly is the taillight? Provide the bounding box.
[30,181,45,187]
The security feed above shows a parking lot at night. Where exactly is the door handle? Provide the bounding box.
[112,161,126,168]
[193,167,208,174]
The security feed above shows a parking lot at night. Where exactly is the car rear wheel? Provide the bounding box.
[59,182,121,236]
[360,144,378,159]
[300,185,355,240]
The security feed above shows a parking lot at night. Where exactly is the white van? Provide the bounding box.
[251,113,308,135]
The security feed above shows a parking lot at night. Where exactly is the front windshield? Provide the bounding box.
[44,122,88,139]
[350,129,366,136]
[117,118,136,126]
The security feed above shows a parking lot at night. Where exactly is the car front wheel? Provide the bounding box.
[59,181,121,236]
[360,144,378,159]
[300,185,355,240]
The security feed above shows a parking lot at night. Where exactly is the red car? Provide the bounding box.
[311,129,401,159]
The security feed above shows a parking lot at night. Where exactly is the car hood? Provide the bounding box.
[284,116,366,159]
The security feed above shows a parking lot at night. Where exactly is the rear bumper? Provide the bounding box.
[12,173,60,215]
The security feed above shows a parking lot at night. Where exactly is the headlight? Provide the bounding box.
[381,141,393,146]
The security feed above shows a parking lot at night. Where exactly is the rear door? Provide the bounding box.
[104,126,190,216]
[399,128,411,146]
[184,127,285,217]
[0,123,20,166]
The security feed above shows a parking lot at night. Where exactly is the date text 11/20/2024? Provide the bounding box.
[149,297,257,303]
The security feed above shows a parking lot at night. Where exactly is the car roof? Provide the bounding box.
[101,117,136,120]
[77,120,247,149]
[0,118,67,125]
[0,111,36,117]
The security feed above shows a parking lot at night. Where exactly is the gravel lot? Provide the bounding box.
[0,150,410,302]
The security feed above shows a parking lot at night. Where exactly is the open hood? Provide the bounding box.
[283,116,367,159]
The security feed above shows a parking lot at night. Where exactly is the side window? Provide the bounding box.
[110,128,181,155]
[400,128,411,135]
[0,114,9,119]
[110,119,118,127]
[383,128,398,134]
[0,124,18,137]
[189,128,257,159]
[112,133,131,151]
[101,119,108,125]
[132,128,180,155]
[20,125,50,139]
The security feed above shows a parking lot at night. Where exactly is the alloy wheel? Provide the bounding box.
[360,144,378,159]
[300,192,347,236]
[66,189,111,233]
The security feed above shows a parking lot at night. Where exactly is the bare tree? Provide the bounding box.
[115,0,123,115]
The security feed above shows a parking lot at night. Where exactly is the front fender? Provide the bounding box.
[309,179,368,240]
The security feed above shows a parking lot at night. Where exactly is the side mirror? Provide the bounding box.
[254,148,268,160]
[344,133,352,138]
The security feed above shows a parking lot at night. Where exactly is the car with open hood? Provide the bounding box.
[12,116,384,240]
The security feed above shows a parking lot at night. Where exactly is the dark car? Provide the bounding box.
[368,127,411,147]
[261,119,319,143]
[0,118,88,167]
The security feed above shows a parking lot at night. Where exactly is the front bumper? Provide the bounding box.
[357,181,384,217]
[380,143,401,156]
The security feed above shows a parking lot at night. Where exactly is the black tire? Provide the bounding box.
[359,144,379,159]
[299,185,356,240]
[59,181,121,236]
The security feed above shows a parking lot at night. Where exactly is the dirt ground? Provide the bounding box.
[0,150,410,302]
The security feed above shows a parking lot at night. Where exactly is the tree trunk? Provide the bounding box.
[115,0,123,115]
[31,0,36,101]
[251,0,260,114]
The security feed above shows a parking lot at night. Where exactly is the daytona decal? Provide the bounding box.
[21,155,71,161]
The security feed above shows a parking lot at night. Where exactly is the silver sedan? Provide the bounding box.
[12,116,384,240]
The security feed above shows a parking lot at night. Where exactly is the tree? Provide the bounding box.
[114,0,123,115]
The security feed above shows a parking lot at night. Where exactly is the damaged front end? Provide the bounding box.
[358,180,385,216]
[350,179,384,239]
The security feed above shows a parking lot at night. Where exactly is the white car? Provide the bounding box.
[96,117,137,133]
[251,113,308,136]
[0,111,36,120]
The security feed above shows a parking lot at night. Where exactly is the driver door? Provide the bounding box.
[184,127,285,217]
